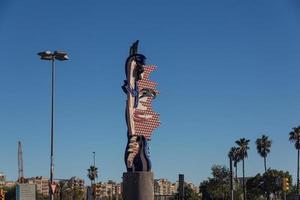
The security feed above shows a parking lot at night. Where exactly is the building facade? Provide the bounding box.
[154,179,176,196]
[28,176,49,196]
[68,177,85,190]
[16,183,36,200]
[96,180,122,198]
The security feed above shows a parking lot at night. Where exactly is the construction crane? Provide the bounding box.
[18,141,25,183]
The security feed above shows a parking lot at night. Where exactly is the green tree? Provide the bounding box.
[36,193,48,200]
[245,169,292,200]
[171,184,200,200]
[199,165,231,200]
[71,186,85,200]
[87,165,98,186]
[235,138,250,200]
[57,180,68,200]
[51,179,85,200]
[199,180,211,200]
[185,185,200,200]
[289,126,300,196]
[245,174,264,200]
[3,186,16,200]
[262,169,292,199]
[256,134,272,173]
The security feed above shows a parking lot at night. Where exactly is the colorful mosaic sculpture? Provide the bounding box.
[122,41,160,172]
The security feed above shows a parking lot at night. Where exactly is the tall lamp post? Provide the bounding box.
[38,50,69,200]
[93,152,96,168]
[92,151,98,184]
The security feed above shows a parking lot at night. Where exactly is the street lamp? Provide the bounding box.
[92,152,98,184]
[93,152,96,168]
[38,50,69,200]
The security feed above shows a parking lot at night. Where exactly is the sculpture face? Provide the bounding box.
[122,43,160,172]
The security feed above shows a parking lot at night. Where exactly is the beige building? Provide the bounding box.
[154,179,199,196]
[98,180,121,198]
[28,176,49,196]
[68,177,85,190]
[170,182,178,195]
[154,179,175,196]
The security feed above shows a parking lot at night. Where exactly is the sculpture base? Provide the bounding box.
[122,171,154,200]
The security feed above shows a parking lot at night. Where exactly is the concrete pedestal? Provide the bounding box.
[122,172,154,200]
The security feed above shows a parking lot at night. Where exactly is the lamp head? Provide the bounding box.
[37,51,53,60]
[54,51,69,61]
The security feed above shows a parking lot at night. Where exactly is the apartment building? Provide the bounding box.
[68,176,85,190]
[154,179,175,196]
[28,176,49,196]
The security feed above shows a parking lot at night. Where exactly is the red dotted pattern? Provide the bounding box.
[133,65,160,140]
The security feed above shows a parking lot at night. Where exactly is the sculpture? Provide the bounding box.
[122,41,160,172]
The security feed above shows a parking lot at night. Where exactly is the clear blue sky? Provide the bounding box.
[0,0,300,185]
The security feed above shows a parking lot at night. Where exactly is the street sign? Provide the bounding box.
[50,183,57,194]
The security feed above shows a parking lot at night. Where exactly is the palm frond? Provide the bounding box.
[235,138,250,159]
[256,134,272,158]
[289,126,300,150]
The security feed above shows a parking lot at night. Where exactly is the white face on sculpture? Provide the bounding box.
[137,96,148,110]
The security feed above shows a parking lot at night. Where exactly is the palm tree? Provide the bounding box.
[289,126,300,198]
[228,147,237,200]
[236,138,250,200]
[87,165,98,186]
[256,134,272,173]
[229,146,240,182]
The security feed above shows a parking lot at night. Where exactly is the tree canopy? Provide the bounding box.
[199,165,231,200]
